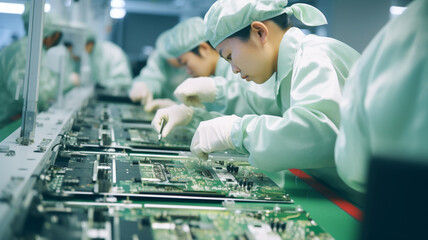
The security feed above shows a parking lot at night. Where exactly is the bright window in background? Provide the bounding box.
[110,8,126,19]
[111,0,125,8]
[44,3,51,12]
[0,3,25,14]
[110,0,126,19]
[390,0,412,18]
[390,6,407,16]
[0,2,52,14]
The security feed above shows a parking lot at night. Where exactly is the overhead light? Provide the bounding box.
[0,3,52,14]
[390,6,407,16]
[0,3,25,14]
[111,0,125,8]
[44,3,51,12]
[110,8,126,19]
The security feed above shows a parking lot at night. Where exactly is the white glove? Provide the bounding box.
[174,77,217,107]
[144,98,176,112]
[70,72,80,86]
[129,82,153,105]
[151,104,194,138]
[190,115,240,160]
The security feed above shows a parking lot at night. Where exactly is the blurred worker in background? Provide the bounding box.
[335,0,428,193]
[63,41,81,74]
[85,30,132,89]
[128,28,189,112]
[47,40,80,90]
[0,8,64,128]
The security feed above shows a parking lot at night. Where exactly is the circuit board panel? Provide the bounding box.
[66,99,193,151]
[75,101,155,124]
[64,123,192,151]
[43,151,292,203]
[21,201,333,240]
[2,88,337,240]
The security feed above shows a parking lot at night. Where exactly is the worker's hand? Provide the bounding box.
[174,77,217,107]
[70,72,80,86]
[151,104,194,138]
[144,98,176,112]
[190,115,240,160]
[129,82,153,105]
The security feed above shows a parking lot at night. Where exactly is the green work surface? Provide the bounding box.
[0,119,20,142]
[269,170,362,240]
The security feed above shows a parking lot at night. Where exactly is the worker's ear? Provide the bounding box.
[250,21,269,46]
[198,42,214,58]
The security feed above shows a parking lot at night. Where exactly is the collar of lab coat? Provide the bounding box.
[276,27,305,95]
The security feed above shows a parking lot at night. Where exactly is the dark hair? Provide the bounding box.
[228,12,292,42]
[189,41,215,56]
[63,41,73,47]
[86,39,96,45]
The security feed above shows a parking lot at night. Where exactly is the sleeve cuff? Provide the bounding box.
[143,80,161,98]
[230,117,250,155]
[213,76,228,102]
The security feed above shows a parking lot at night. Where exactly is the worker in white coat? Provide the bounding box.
[0,11,62,127]
[151,17,280,131]
[128,29,188,111]
[152,0,363,202]
[167,0,360,167]
[85,31,132,89]
[190,0,362,201]
[335,0,428,193]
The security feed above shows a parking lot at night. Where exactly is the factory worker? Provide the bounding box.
[47,44,79,90]
[64,41,81,73]
[85,30,132,89]
[128,29,188,112]
[335,0,428,193]
[0,11,62,127]
[151,17,280,130]
[190,0,361,173]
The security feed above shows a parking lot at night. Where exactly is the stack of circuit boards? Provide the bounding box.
[20,98,334,239]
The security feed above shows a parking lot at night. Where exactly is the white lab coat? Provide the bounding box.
[335,0,428,193]
[231,27,360,172]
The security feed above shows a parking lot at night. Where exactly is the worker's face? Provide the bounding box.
[178,43,217,77]
[43,31,62,49]
[167,58,182,68]
[216,35,273,84]
[85,42,94,54]
[178,52,211,77]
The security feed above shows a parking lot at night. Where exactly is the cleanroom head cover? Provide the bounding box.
[204,0,327,47]
[163,17,206,58]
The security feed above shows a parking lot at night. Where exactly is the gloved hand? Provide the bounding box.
[151,104,194,138]
[129,82,153,105]
[144,98,176,112]
[174,77,217,107]
[190,115,240,160]
[70,72,80,86]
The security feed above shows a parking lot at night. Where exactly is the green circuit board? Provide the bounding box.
[66,99,192,151]
[64,123,192,151]
[44,151,291,203]
[113,124,192,150]
[74,101,154,124]
[25,201,333,240]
